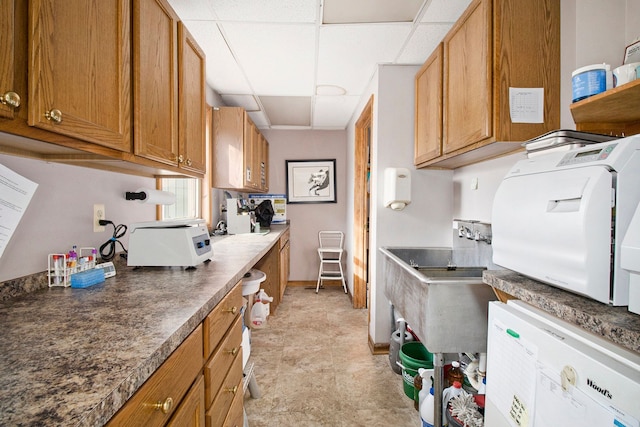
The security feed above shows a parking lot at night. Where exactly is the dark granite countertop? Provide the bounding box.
[483,269,640,353]
[0,225,288,426]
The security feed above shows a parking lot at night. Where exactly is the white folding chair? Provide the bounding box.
[316,231,347,294]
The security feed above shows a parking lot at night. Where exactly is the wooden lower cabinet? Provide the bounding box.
[108,282,244,427]
[205,352,243,427]
[167,375,206,427]
[203,282,244,427]
[279,230,290,301]
[107,324,204,427]
[223,386,245,427]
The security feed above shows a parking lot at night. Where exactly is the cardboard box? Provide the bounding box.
[248,194,287,224]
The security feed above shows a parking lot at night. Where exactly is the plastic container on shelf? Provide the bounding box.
[447,361,465,387]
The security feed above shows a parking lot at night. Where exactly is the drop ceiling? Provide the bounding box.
[167,0,472,130]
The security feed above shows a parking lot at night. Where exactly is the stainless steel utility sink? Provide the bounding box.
[380,247,496,353]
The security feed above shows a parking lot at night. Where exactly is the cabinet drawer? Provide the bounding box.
[204,316,242,407]
[203,282,243,359]
[205,352,243,427]
[166,374,205,427]
[223,385,244,427]
[107,324,204,427]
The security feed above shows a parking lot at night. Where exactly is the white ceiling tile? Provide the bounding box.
[181,20,252,94]
[420,0,472,23]
[317,24,412,95]
[323,0,423,24]
[313,96,361,129]
[167,0,217,20]
[221,23,317,95]
[260,96,312,126]
[211,0,318,23]
[396,23,452,64]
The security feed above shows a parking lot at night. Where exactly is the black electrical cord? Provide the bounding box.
[98,220,128,261]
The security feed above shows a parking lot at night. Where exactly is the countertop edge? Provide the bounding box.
[483,269,640,354]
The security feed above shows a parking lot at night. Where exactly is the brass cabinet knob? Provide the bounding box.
[224,306,238,315]
[152,397,173,414]
[226,347,239,356]
[1,91,20,108]
[178,154,184,163]
[224,385,238,395]
[45,109,63,123]
[185,158,192,166]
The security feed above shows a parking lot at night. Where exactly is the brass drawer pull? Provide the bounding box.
[224,306,238,315]
[178,154,184,163]
[1,91,20,108]
[45,108,63,123]
[152,397,173,414]
[226,347,239,356]
[224,385,238,395]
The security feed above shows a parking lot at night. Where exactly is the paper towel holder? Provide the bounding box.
[384,167,411,210]
[125,188,176,205]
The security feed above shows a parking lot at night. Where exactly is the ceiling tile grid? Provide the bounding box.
[168,0,473,130]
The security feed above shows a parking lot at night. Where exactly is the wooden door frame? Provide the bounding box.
[352,96,373,309]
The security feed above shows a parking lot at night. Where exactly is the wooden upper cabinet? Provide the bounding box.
[178,22,206,174]
[133,0,179,166]
[0,1,19,120]
[28,0,132,151]
[212,107,269,192]
[416,0,560,169]
[443,0,491,154]
[414,43,443,165]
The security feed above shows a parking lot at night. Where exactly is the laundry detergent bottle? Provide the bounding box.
[420,387,435,427]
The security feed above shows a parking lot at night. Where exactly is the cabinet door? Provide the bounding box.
[443,0,491,154]
[166,375,205,427]
[28,0,131,151]
[133,0,179,166]
[243,116,258,189]
[178,22,206,174]
[212,107,245,189]
[0,1,19,120]
[414,44,443,165]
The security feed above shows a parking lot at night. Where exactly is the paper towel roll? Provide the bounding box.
[127,188,176,205]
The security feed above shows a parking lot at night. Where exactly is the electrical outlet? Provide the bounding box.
[94,204,105,232]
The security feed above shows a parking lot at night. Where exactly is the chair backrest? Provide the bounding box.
[318,231,344,249]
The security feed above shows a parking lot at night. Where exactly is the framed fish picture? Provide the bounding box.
[285,159,337,204]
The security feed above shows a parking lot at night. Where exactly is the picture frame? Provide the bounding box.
[285,159,337,204]
[623,39,640,64]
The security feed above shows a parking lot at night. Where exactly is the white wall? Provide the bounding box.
[0,152,155,282]
[260,129,348,281]
[346,65,454,344]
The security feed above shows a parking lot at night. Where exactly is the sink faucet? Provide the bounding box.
[474,230,492,244]
[458,225,472,239]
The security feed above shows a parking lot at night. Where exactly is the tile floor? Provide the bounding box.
[243,286,418,426]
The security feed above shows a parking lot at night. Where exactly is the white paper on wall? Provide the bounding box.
[0,164,38,258]
[509,87,544,124]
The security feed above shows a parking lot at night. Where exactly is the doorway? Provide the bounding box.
[352,96,373,310]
